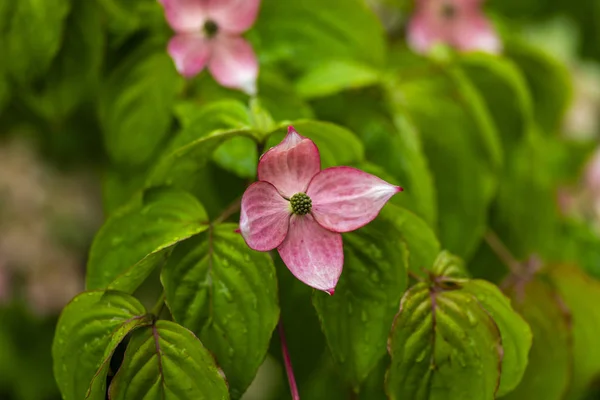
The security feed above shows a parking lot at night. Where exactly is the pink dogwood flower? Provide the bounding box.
[408,0,501,54]
[240,127,403,294]
[158,0,260,94]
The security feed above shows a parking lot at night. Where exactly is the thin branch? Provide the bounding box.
[278,319,300,400]
[484,231,521,275]
[151,291,166,319]
[213,197,242,225]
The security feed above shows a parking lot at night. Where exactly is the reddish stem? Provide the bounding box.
[278,320,300,400]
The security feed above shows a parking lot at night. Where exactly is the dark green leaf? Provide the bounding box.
[550,264,600,399]
[458,53,534,154]
[502,276,572,400]
[162,223,279,398]
[387,282,503,400]
[100,45,184,166]
[3,0,70,84]
[21,0,104,119]
[52,291,151,400]
[87,187,209,291]
[313,210,408,388]
[391,66,500,257]
[505,40,573,134]
[109,321,229,400]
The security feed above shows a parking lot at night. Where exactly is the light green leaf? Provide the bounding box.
[460,280,532,396]
[109,321,229,400]
[3,0,70,84]
[296,60,381,99]
[265,120,364,168]
[255,0,386,70]
[502,277,572,400]
[86,187,209,292]
[100,45,184,166]
[161,223,279,399]
[52,291,151,400]
[386,282,503,400]
[313,210,408,389]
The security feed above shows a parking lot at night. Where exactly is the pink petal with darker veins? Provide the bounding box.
[258,126,321,198]
[453,12,501,53]
[277,214,343,294]
[307,166,402,233]
[207,0,261,34]
[159,0,208,33]
[208,35,259,94]
[167,33,212,78]
[240,181,291,252]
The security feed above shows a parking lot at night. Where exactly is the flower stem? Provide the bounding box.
[484,230,521,274]
[278,319,300,400]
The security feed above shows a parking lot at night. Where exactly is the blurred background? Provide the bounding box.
[1,0,600,399]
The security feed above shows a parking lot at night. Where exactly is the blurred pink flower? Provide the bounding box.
[159,0,260,94]
[408,0,501,54]
[585,147,600,197]
[240,127,402,294]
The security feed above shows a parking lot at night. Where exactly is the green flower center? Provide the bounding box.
[290,193,312,215]
[204,20,219,37]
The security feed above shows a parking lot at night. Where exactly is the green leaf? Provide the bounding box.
[255,0,386,71]
[391,66,500,257]
[109,321,229,400]
[386,282,503,400]
[296,61,381,99]
[313,210,408,389]
[458,53,534,154]
[99,45,184,166]
[265,120,364,168]
[502,277,572,400]
[52,291,151,400]
[505,40,573,135]
[430,251,469,279]
[460,280,532,396]
[3,0,70,84]
[382,204,440,276]
[21,0,104,120]
[550,264,600,399]
[161,223,279,398]
[86,187,209,292]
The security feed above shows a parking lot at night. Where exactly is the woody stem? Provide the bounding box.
[278,319,300,400]
[484,230,521,274]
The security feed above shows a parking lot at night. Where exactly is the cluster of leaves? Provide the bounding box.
[2,0,600,399]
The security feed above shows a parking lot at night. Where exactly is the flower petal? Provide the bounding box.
[159,0,208,33]
[453,12,502,53]
[278,214,343,294]
[167,34,212,78]
[307,166,402,233]
[407,10,447,54]
[208,35,258,94]
[207,0,261,34]
[257,126,321,199]
[240,181,291,251]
